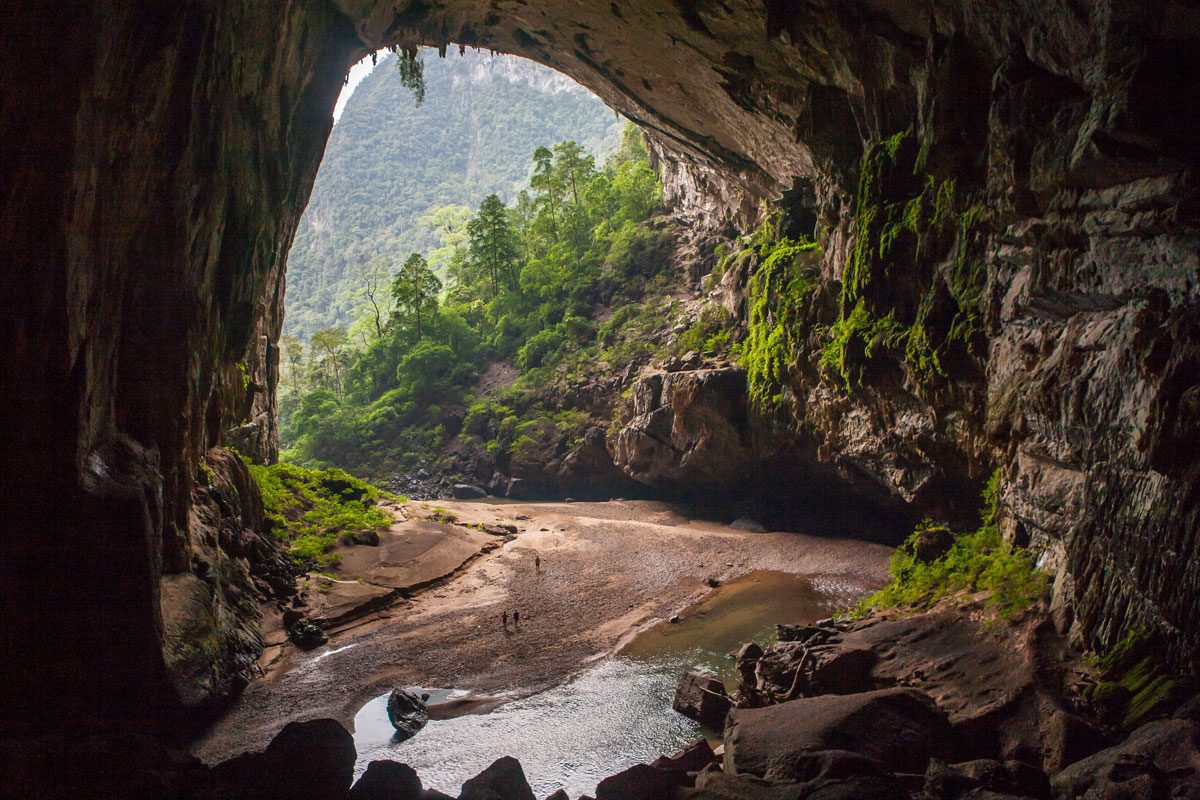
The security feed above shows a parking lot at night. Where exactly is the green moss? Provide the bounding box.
[1083,629,1185,729]
[733,220,822,410]
[849,469,1048,619]
[826,129,990,394]
[245,460,391,569]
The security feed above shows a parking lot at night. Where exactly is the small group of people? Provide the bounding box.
[501,552,543,632]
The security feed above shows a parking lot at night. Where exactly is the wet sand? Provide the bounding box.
[192,499,893,763]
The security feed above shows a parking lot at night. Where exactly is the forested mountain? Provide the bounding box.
[284,49,623,338]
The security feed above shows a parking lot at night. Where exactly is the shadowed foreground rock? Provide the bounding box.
[346,760,423,800]
[457,756,536,800]
[725,688,953,778]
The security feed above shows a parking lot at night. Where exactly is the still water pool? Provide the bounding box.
[352,570,840,797]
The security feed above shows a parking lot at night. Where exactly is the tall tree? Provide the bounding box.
[466,194,521,296]
[391,253,442,338]
[310,326,349,394]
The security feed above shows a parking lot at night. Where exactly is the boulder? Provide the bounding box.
[288,619,327,650]
[673,671,733,729]
[347,760,423,800]
[452,483,487,500]
[1051,718,1200,800]
[725,688,952,778]
[909,526,954,563]
[1038,710,1109,773]
[544,791,570,800]
[923,758,1049,800]
[595,763,690,800]
[212,719,356,800]
[387,688,430,741]
[506,477,531,499]
[458,756,536,800]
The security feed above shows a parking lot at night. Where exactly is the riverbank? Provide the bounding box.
[193,498,893,763]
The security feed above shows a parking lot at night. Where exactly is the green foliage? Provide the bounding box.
[390,253,442,338]
[852,471,1048,619]
[285,48,622,339]
[280,124,668,476]
[824,128,990,393]
[393,45,426,105]
[246,461,392,569]
[732,222,823,410]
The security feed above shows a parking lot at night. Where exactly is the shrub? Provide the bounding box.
[850,470,1048,619]
[246,460,392,569]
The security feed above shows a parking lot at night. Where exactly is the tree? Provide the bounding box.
[310,326,349,394]
[530,146,564,243]
[359,258,389,338]
[466,195,521,296]
[391,253,442,338]
[280,334,305,391]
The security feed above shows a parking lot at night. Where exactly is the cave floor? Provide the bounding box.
[192,499,893,763]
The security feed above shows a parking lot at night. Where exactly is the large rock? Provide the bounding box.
[595,763,691,800]
[387,689,430,742]
[1051,718,1200,800]
[451,483,487,500]
[687,751,909,800]
[211,719,356,800]
[346,760,423,800]
[725,688,952,778]
[612,369,753,491]
[673,671,733,729]
[458,756,535,800]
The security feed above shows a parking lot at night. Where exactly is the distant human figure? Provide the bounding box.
[513,610,521,627]
[535,554,541,574]
[502,610,508,630]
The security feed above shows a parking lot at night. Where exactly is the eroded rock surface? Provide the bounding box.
[3,0,1199,746]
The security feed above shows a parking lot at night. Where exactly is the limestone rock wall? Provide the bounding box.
[1,0,1197,735]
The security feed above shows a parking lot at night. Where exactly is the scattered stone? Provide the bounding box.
[458,756,536,800]
[346,760,423,800]
[728,517,767,532]
[482,523,518,536]
[386,688,430,742]
[673,671,733,729]
[288,619,327,650]
[923,758,1049,800]
[452,484,487,500]
[669,614,681,624]
[705,576,721,588]
[725,688,952,777]
[351,529,381,546]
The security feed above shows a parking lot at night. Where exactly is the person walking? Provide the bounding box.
[535,554,541,574]
[502,610,508,630]
[513,610,520,628]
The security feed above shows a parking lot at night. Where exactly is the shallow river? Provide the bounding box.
[352,570,839,797]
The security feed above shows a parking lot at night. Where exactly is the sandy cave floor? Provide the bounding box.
[192,498,893,763]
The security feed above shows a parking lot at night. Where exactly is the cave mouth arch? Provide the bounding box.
[4,1,1199,769]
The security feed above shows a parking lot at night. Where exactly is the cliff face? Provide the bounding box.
[1,0,1197,735]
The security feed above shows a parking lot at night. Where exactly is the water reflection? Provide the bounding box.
[352,571,836,797]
